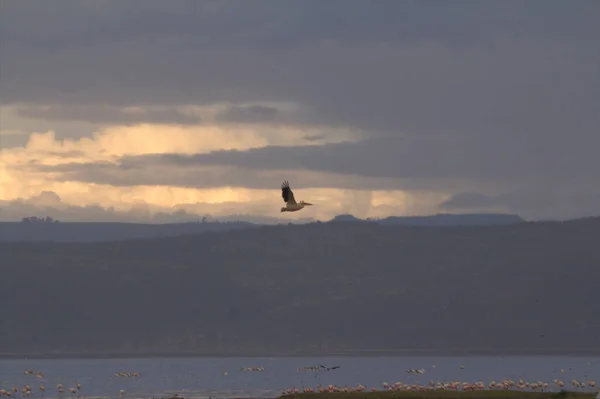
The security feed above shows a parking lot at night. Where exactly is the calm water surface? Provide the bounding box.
[0,356,598,399]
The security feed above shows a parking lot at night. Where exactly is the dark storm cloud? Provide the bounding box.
[3,1,598,50]
[214,104,313,125]
[3,1,600,219]
[440,189,600,220]
[32,134,600,190]
[15,105,201,125]
[216,105,282,123]
[29,158,415,192]
[1,0,598,138]
[303,133,327,142]
[105,137,600,182]
[440,192,500,209]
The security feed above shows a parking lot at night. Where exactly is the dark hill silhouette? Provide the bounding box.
[332,213,524,226]
[1,216,598,357]
[0,220,257,243]
[0,213,524,242]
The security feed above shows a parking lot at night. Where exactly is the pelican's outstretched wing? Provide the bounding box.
[318,364,340,371]
[281,181,296,204]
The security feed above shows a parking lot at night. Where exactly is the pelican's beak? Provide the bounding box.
[304,202,313,206]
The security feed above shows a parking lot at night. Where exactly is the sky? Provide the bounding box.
[1,0,599,223]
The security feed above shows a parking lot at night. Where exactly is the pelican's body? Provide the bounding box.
[280,181,313,212]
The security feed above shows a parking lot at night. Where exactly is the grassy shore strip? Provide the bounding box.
[277,391,598,399]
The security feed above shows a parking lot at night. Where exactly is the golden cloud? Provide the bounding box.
[0,121,444,222]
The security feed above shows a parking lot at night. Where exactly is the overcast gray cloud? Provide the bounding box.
[1,1,598,137]
[214,104,309,125]
[3,1,598,51]
[440,189,600,221]
[29,132,600,220]
[30,158,423,192]
[2,1,600,220]
[41,136,599,184]
[15,105,202,125]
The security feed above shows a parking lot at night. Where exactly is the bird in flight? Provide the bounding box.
[318,364,340,371]
[280,181,313,212]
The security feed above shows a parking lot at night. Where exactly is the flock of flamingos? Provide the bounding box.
[0,369,134,398]
[279,364,597,396]
[280,377,598,395]
[0,366,598,399]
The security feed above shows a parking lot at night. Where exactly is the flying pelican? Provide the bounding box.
[318,364,340,371]
[280,181,313,212]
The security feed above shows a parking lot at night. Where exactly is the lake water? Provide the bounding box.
[0,356,598,399]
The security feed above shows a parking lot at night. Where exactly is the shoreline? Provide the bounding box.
[1,348,599,360]
[276,393,599,399]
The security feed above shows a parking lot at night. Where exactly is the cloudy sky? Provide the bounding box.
[1,1,599,223]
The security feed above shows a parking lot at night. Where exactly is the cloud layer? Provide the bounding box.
[1,1,599,222]
[2,128,444,222]
[3,2,598,135]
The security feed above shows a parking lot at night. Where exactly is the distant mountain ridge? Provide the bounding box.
[0,220,256,243]
[331,212,524,226]
[1,216,599,356]
[0,212,524,242]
